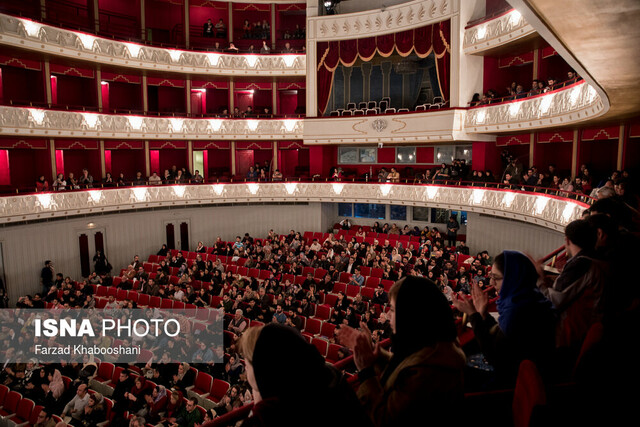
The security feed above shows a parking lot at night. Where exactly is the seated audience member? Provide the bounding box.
[34,408,56,427]
[61,383,90,422]
[453,251,556,388]
[36,175,49,192]
[238,324,372,427]
[386,167,400,183]
[338,276,466,426]
[260,40,271,54]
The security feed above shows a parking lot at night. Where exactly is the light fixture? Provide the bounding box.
[282,55,296,67]
[124,42,142,58]
[282,120,298,132]
[539,93,555,114]
[87,190,102,202]
[380,184,392,196]
[247,183,259,194]
[168,49,183,62]
[77,33,96,50]
[509,102,521,117]
[29,108,46,125]
[426,186,438,200]
[534,196,549,214]
[502,191,516,207]
[562,203,575,222]
[82,113,100,129]
[477,25,487,39]
[127,116,144,130]
[332,183,344,194]
[569,85,581,106]
[132,187,147,201]
[36,193,52,209]
[587,85,597,103]
[22,19,41,37]
[397,154,403,160]
[476,109,486,124]
[206,53,220,66]
[246,120,259,131]
[509,10,522,26]
[245,55,258,67]
[284,182,297,194]
[173,185,186,197]
[87,222,96,228]
[209,119,223,131]
[472,189,485,204]
[169,118,184,132]
[212,184,224,195]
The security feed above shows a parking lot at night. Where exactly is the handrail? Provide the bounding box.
[203,402,254,427]
[465,6,513,29]
[5,179,597,204]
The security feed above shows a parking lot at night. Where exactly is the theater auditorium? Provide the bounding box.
[0,0,638,425]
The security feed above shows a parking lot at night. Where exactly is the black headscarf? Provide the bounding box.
[384,276,457,382]
[249,324,372,427]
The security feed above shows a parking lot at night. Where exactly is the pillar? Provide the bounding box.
[184,0,190,48]
[231,141,236,175]
[144,140,150,176]
[99,140,106,179]
[142,75,148,112]
[571,129,580,178]
[617,124,626,170]
[140,0,146,40]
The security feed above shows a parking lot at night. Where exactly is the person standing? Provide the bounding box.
[446,216,460,247]
[41,260,54,294]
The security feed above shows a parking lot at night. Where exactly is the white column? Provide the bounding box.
[305,0,318,117]
[450,0,484,107]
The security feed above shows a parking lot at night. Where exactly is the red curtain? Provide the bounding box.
[434,20,451,101]
[316,20,451,114]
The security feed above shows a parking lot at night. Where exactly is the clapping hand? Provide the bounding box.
[336,322,379,371]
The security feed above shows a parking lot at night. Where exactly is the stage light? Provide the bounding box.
[332,183,344,194]
[285,183,297,194]
[247,183,259,194]
[82,113,100,129]
[124,43,142,58]
[509,10,522,26]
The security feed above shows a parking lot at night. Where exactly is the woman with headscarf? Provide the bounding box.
[235,324,372,427]
[41,369,65,411]
[79,392,105,427]
[337,276,466,427]
[171,362,195,391]
[453,250,556,387]
[145,385,168,424]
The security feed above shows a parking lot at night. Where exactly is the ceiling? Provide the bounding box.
[518,0,640,121]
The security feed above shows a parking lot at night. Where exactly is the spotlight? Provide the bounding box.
[324,0,341,15]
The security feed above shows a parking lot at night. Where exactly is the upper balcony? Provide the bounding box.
[0,13,305,77]
[463,8,537,55]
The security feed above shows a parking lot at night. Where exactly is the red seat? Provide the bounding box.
[311,337,329,357]
[116,289,128,300]
[196,308,210,321]
[0,391,22,416]
[346,284,360,298]
[333,282,346,294]
[237,267,248,277]
[137,293,150,307]
[313,305,332,321]
[96,286,108,297]
[227,265,238,274]
[149,296,161,308]
[513,360,547,427]
[8,397,34,424]
[107,287,117,297]
[360,266,371,276]
[137,349,154,363]
[398,235,410,241]
[324,293,338,307]
[208,379,230,404]
[382,279,395,292]
[314,268,328,279]
[94,362,115,383]
[365,277,380,288]
[248,268,260,278]
[127,290,139,301]
[294,275,306,286]
[371,268,384,278]
[320,321,336,339]
[26,404,44,426]
[302,267,315,277]
[259,270,271,280]
[112,277,122,287]
[361,287,374,300]
[188,372,213,399]
[143,262,153,273]
[326,343,343,364]
[302,317,322,336]
[160,299,174,309]
[0,384,8,406]
[339,272,352,283]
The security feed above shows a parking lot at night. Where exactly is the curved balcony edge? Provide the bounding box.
[463,9,536,54]
[0,106,304,140]
[463,81,606,133]
[0,13,305,77]
[0,183,589,232]
[308,0,452,42]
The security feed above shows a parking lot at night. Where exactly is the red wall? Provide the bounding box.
[62,149,102,180]
[159,149,187,174]
[108,81,143,112]
[206,88,229,114]
[8,149,51,188]
[109,150,146,178]
[56,75,97,109]
[207,149,231,176]
[149,86,185,113]
[252,90,272,112]
[535,141,572,176]
[0,66,45,104]
[538,54,572,83]
[579,140,618,181]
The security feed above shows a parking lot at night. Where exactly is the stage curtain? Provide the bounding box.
[317,41,340,115]
[395,29,414,57]
[434,21,451,101]
[414,24,433,57]
[358,36,377,61]
[339,40,359,67]
[376,34,395,57]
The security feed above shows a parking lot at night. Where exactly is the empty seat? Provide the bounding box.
[513,360,547,427]
[433,96,443,104]
[358,102,367,109]
[346,102,356,110]
[329,111,340,116]
[8,398,34,425]
[187,372,214,400]
[353,109,365,116]
[365,108,378,115]
[367,101,377,109]
[341,109,353,116]
[378,100,388,112]
[415,104,427,111]
[0,391,22,416]
[397,108,410,113]
[303,317,322,336]
[208,379,231,404]
[93,362,115,383]
[320,321,336,339]
[311,337,329,357]
[385,108,396,114]
[326,343,343,364]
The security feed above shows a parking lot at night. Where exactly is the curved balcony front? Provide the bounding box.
[1,182,589,232]
[0,13,305,77]
[463,9,537,54]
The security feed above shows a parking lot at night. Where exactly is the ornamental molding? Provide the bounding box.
[0,106,303,140]
[309,0,453,42]
[304,109,494,144]
[0,183,588,232]
[0,13,305,77]
[464,81,606,133]
[463,9,536,54]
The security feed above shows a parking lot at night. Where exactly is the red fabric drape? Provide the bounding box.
[358,36,377,61]
[434,21,451,101]
[316,20,451,113]
[376,34,395,57]
[395,30,414,56]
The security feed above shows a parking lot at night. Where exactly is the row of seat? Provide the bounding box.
[0,386,45,426]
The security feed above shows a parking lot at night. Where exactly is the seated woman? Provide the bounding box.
[337,276,466,426]
[237,323,372,427]
[452,251,556,388]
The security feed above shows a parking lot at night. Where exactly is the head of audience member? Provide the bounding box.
[564,219,597,258]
